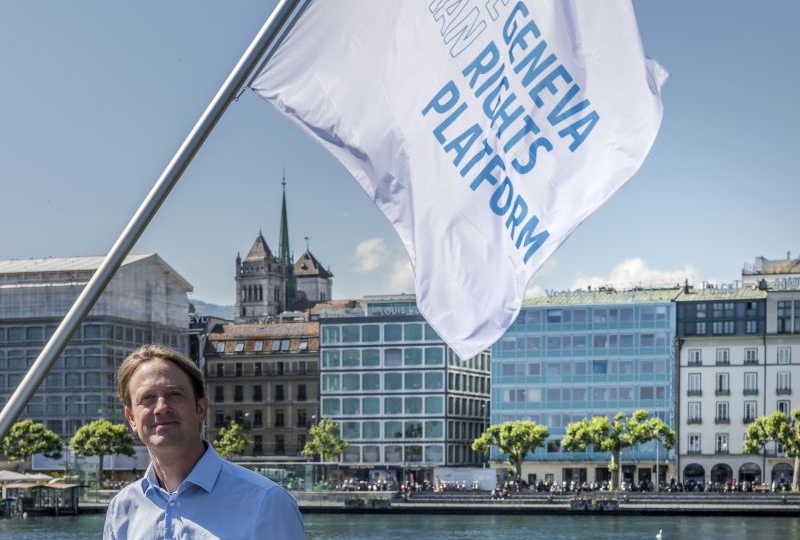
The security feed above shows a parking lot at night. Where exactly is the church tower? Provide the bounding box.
[278,174,297,312]
[234,233,285,322]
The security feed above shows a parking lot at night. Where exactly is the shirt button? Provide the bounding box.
[169,502,175,507]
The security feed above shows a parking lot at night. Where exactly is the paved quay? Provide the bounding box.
[79,490,800,516]
[294,490,800,516]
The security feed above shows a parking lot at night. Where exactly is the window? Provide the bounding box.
[745,320,759,334]
[743,372,758,395]
[234,341,244,353]
[716,349,730,365]
[744,401,757,423]
[253,385,263,402]
[688,434,701,453]
[777,371,791,394]
[778,347,791,364]
[715,433,729,454]
[687,402,701,423]
[715,373,729,395]
[275,384,285,401]
[695,322,706,335]
[687,373,701,396]
[297,384,307,401]
[384,324,402,341]
[384,397,403,415]
[384,373,402,391]
[216,342,226,353]
[715,402,729,423]
[274,409,284,427]
[777,301,793,333]
[234,385,243,402]
[778,400,791,414]
[744,348,758,364]
[214,386,224,402]
[688,349,701,365]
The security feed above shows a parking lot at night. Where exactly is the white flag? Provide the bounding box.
[253,0,667,359]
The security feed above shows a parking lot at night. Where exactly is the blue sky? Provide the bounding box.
[1,1,797,307]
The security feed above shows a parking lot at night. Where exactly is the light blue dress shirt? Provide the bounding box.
[104,443,305,539]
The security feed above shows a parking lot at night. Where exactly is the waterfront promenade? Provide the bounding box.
[76,488,800,516]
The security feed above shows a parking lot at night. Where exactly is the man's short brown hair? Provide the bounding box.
[117,344,205,408]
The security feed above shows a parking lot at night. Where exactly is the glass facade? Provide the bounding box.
[492,290,678,466]
[319,296,490,468]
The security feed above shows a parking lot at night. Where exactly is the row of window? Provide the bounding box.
[497,358,669,378]
[0,371,111,391]
[322,371,444,393]
[502,385,666,404]
[497,333,670,355]
[212,383,308,403]
[321,322,439,345]
[687,400,793,427]
[0,324,182,349]
[687,347,792,365]
[340,443,446,465]
[213,407,316,430]
[214,339,310,354]
[686,372,792,394]
[500,386,667,414]
[321,346,445,368]
[322,395,445,416]
[515,306,670,327]
[209,360,316,378]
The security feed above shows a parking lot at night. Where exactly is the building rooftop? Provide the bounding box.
[522,287,683,306]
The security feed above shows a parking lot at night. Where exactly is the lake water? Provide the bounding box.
[1,512,799,539]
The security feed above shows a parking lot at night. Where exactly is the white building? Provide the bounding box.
[676,264,800,488]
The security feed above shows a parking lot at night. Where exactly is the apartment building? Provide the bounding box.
[203,321,320,459]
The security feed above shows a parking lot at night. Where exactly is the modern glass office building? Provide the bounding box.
[0,255,191,440]
[491,287,680,488]
[317,295,490,479]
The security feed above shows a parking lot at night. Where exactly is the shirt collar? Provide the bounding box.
[142,441,223,495]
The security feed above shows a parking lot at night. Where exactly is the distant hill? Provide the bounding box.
[190,298,234,320]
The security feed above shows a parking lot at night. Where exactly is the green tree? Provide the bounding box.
[471,420,549,479]
[0,420,62,471]
[744,409,800,491]
[69,420,135,487]
[301,418,347,462]
[212,421,252,459]
[562,410,675,491]
[302,418,347,489]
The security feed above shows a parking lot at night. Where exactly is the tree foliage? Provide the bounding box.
[301,418,347,462]
[212,421,252,459]
[471,420,549,478]
[0,420,62,468]
[744,409,800,491]
[69,420,135,485]
[562,410,675,491]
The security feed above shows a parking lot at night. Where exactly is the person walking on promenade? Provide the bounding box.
[103,344,306,539]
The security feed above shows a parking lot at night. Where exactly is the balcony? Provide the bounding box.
[715,389,730,396]
[776,388,792,396]
[714,417,730,424]
[687,389,702,397]
[743,417,755,424]
[687,417,702,425]
[742,389,759,396]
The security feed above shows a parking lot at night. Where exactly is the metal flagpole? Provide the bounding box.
[0,0,305,440]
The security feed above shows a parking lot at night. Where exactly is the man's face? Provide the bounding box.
[124,357,207,453]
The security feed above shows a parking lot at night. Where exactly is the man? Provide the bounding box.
[104,344,305,539]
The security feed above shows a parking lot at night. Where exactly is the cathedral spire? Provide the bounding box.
[278,170,296,310]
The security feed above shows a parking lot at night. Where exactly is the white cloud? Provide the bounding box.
[569,258,696,291]
[352,238,389,272]
[388,258,415,293]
